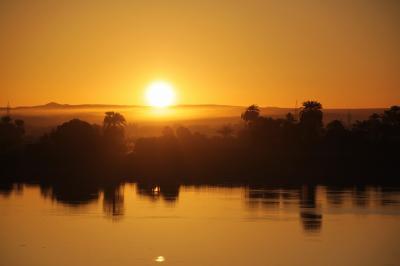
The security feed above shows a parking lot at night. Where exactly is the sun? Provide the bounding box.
[145,81,176,108]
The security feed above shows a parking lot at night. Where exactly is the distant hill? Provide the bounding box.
[3,102,136,110]
[0,102,387,114]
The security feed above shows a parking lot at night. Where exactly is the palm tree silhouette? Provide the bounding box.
[299,101,323,128]
[301,101,322,112]
[241,105,260,123]
[298,101,323,141]
[103,112,126,129]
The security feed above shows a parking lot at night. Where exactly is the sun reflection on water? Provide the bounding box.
[155,256,165,262]
[152,186,160,195]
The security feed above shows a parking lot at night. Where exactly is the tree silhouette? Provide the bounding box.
[300,101,323,125]
[1,116,11,124]
[285,112,296,124]
[326,120,345,132]
[326,120,347,141]
[51,119,101,156]
[14,119,25,135]
[382,105,400,126]
[103,112,126,129]
[102,112,127,159]
[217,125,234,138]
[176,126,192,140]
[0,116,25,154]
[241,105,260,123]
[299,101,323,140]
[1,101,400,186]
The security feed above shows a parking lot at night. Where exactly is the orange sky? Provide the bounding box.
[0,0,399,108]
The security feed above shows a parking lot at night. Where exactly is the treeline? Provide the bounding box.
[1,102,399,185]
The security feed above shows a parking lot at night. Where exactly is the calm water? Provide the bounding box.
[1,184,400,266]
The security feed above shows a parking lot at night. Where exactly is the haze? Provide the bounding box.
[1,0,399,108]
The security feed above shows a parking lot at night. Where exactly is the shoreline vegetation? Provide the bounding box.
[1,101,399,187]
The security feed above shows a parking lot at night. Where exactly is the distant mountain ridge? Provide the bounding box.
[3,102,136,110]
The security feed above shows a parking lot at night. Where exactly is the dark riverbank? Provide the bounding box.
[1,103,399,186]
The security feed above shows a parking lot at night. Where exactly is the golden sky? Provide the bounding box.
[1,0,399,108]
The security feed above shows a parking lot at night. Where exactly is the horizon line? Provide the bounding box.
[0,101,393,110]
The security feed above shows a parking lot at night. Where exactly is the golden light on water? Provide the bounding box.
[145,81,176,108]
[152,186,160,195]
[155,256,165,262]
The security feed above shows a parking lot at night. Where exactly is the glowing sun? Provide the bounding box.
[145,81,176,108]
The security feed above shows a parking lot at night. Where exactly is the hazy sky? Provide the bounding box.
[1,0,399,107]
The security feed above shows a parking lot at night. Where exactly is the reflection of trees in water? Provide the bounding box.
[136,182,180,203]
[326,186,400,208]
[0,182,14,197]
[352,186,369,207]
[245,185,323,233]
[245,185,400,234]
[103,185,125,219]
[299,186,317,209]
[300,211,322,232]
[326,186,347,206]
[1,181,400,237]
[246,188,281,209]
[3,181,400,234]
[32,181,181,217]
[299,186,322,233]
[0,182,23,197]
[379,187,400,206]
[40,182,100,206]
[37,181,127,219]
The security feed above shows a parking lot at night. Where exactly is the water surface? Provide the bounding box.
[1,184,399,266]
